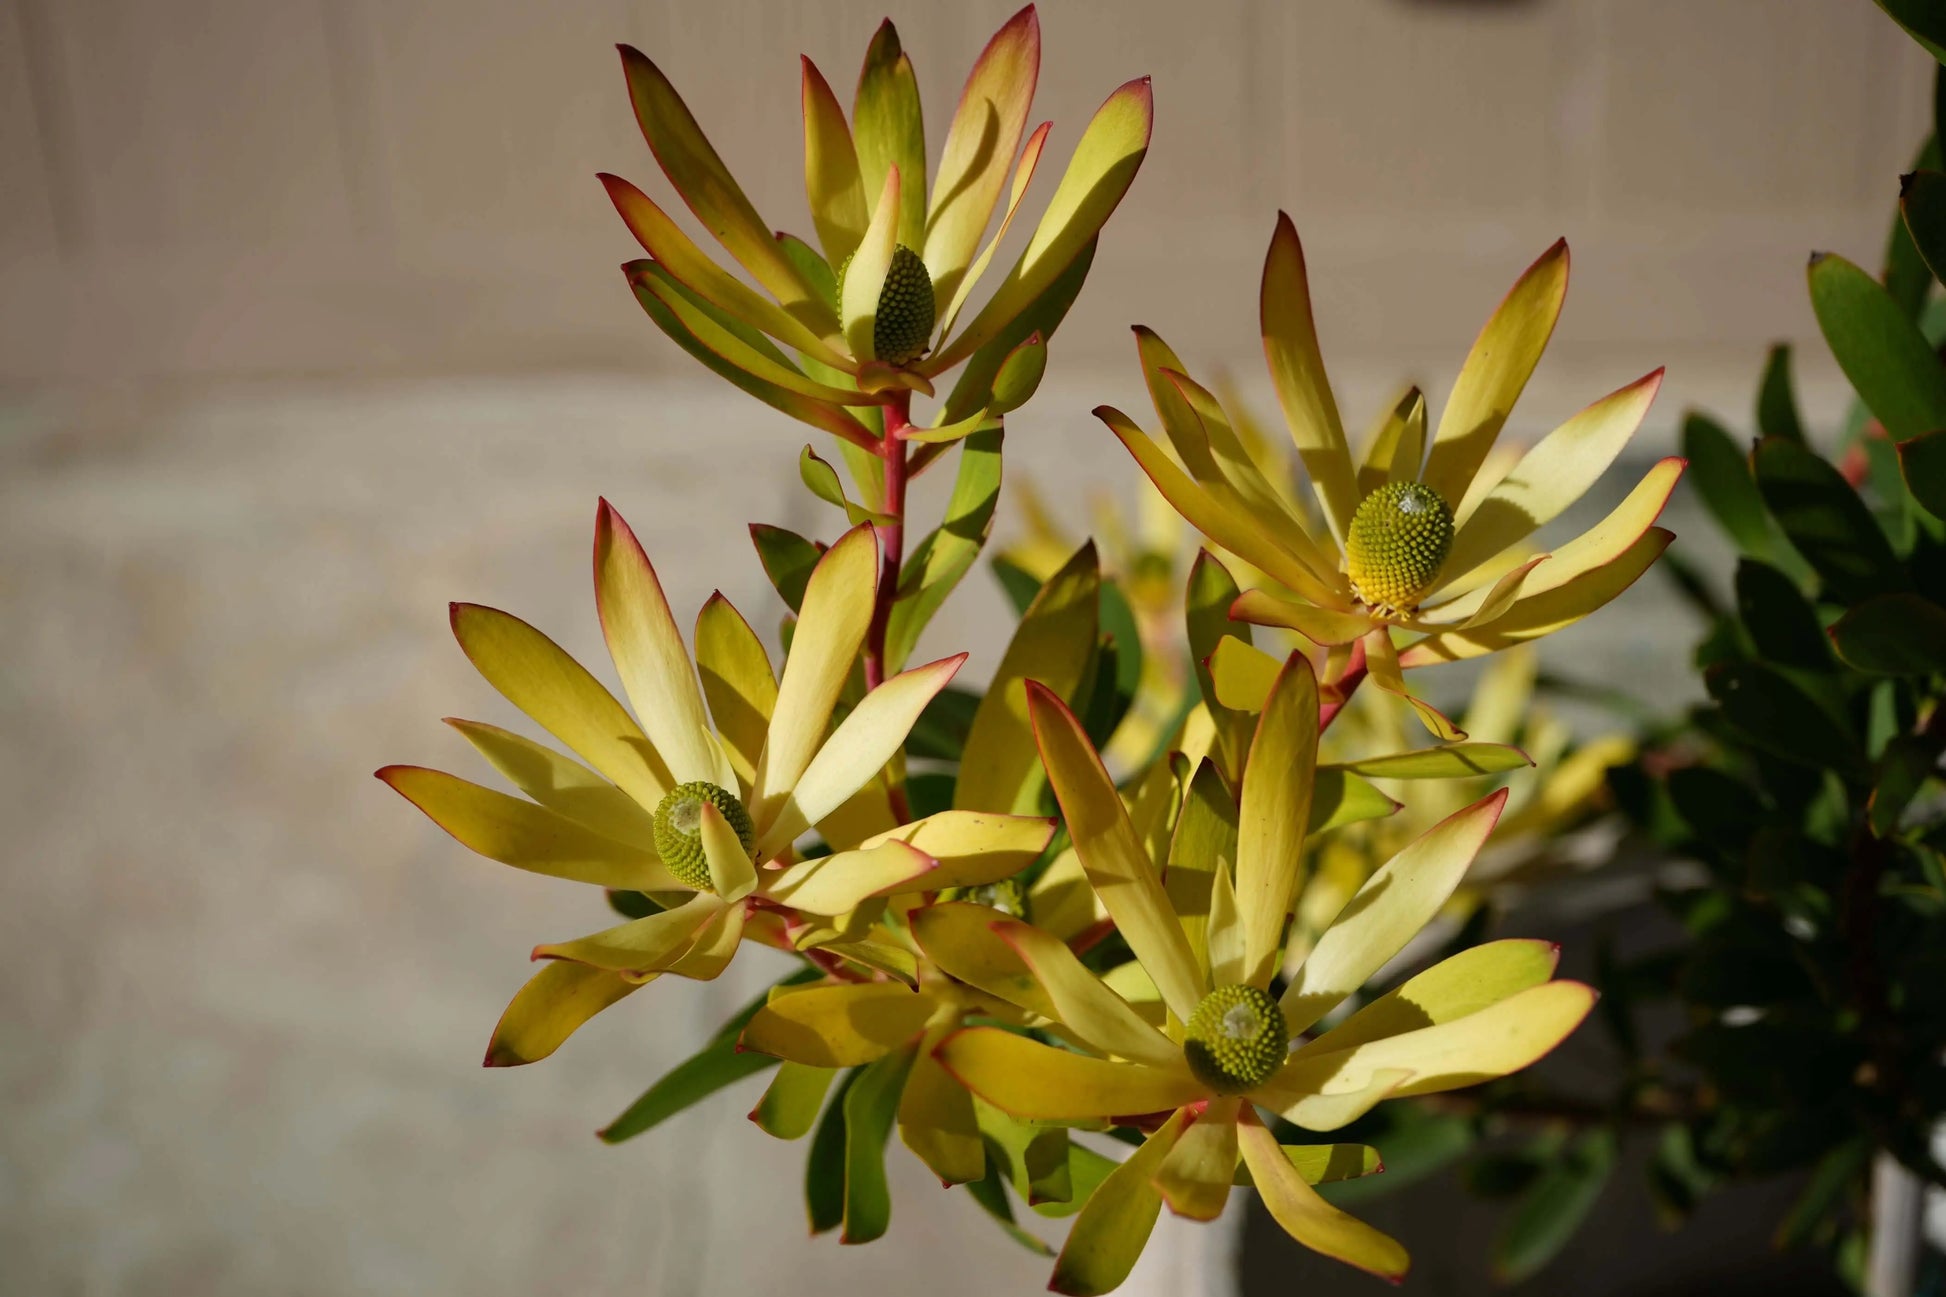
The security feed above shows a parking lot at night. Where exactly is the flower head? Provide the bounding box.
[920,661,1593,1292]
[378,500,1051,1066]
[602,6,1152,447]
[1097,214,1685,737]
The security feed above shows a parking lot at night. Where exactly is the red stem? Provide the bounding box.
[1318,638,1369,733]
[865,393,913,824]
[864,393,911,691]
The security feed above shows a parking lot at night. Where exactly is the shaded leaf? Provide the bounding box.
[1492,1130,1617,1284]
[750,524,824,613]
[1753,437,1907,601]
[1756,344,1806,443]
[886,429,1003,671]
[1682,413,1770,556]
[842,1045,917,1243]
[1831,592,1946,674]
[1733,559,1831,671]
[1898,427,1946,520]
[1706,660,1863,776]
[1807,250,1946,442]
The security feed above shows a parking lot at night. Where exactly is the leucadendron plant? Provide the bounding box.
[377,7,1674,1290]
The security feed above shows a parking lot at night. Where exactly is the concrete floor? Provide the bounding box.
[0,373,1710,1295]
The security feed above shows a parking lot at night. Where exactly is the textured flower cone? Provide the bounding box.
[920,665,1596,1293]
[377,501,1054,1068]
[1345,481,1454,614]
[601,5,1154,444]
[1096,213,1684,739]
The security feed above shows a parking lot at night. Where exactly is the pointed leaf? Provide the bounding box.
[1831,592,1946,674]
[1423,239,1570,507]
[924,6,1040,307]
[802,57,868,266]
[1027,685,1206,1020]
[1753,437,1907,601]
[841,1045,916,1244]
[1808,250,1946,442]
[619,48,835,338]
[956,542,1100,814]
[930,78,1151,372]
[886,428,1003,671]
[1049,1112,1188,1297]
[1682,412,1771,556]
[852,21,926,250]
[1757,344,1807,443]
[1262,213,1359,539]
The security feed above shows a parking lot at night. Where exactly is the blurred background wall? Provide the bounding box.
[0,0,1933,408]
[0,2,1936,1295]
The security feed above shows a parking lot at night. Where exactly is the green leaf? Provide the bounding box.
[1753,437,1908,601]
[841,1043,916,1243]
[1308,769,1401,833]
[965,1161,1055,1255]
[1492,1129,1617,1284]
[1326,743,1532,780]
[1807,251,1946,442]
[1316,1104,1474,1206]
[1756,344,1806,443]
[1872,732,1943,836]
[749,524,823,613]
[851,20,926,250]
[806,1068,859,1234]
[1831,592,1946,674]
[990,555,1042,616]
[990,333,1048,416]
[1865,427,1918,552]
[799,444,895,526]
[907,684,983,761]
[1876,0,1946,62]
[626,263,872,448]
[885,428,1004,671]
[598,978,800,1143]
[1899,427,1946,520]
[1903,170,1946,291]
[1032,1141,1120,1219]
[1775,1137,1874,1249]
[1733,559,1831,671]
[980,1104,1075,1207]
[1888,138,1941,319]
[1681,413,1770,556]
[1706,660,1863,776]
[956,542,1100,814]
[752,1061,837,1140]
[1165,759,1238,965]
[941,238,1098,424]
[596,1043,774,1144]
[1098,579,1144,717]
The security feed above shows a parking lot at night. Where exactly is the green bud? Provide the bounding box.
[1345,480,1454,614]
[1183,984,1288,1095]
[651,781,755,891]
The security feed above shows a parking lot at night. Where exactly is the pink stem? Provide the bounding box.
[864,393,913,824]
[1318,638,1368,733]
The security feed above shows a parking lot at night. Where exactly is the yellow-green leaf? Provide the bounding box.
[619,47,836,338]
[801,56,868,267]
[956,541,1100,814]
[930,78,1151,373]
[1422,239,1570,507]
[923,5,1040,308]
[852,20,927,251]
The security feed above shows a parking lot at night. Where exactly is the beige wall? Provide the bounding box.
[0,0,1934,408]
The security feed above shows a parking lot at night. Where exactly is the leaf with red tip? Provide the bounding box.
[924,5,1041,308]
